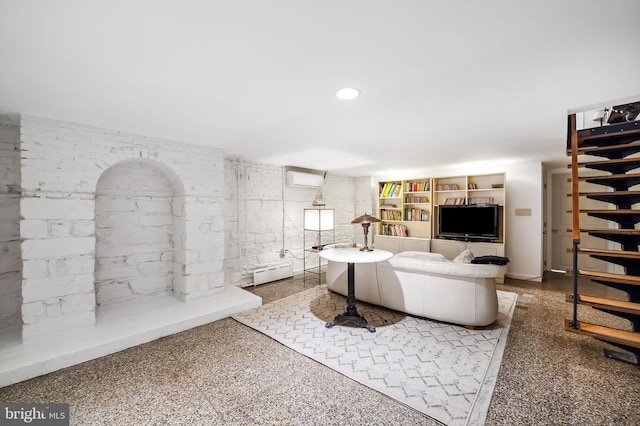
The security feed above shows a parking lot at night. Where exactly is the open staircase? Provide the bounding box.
[565,113,640,364]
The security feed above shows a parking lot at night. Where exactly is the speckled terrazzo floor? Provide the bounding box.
[1,273,639,425]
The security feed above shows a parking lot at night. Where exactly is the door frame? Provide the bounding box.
[546,166,570,273]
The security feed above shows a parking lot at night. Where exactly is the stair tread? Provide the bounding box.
[576,157,640,167]
[578,191,640,196]
[579,209,638,214]
[567,294,640,315]
[577,124,640,144]
[578,247,640,259]
[579,173,640,181]
[564,319,640,349]
[577,269,640,285]
[580,228,640,235]
[573,140,640,156]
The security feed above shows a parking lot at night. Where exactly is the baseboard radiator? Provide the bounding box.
[253,263,293,285]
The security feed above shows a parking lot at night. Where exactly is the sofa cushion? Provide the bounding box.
[453,248,475,263]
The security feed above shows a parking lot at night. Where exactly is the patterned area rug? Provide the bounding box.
[233,285,517,426]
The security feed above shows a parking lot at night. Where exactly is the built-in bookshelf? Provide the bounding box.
[377,178,432,241]
[433,174,505,207]
[374,173,506,261]
[432,172,506,245]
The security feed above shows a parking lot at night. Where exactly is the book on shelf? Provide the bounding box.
[435,183,459,191]
[380,209,402,220]
[443,197,465,205]
[405,181,430,192]
[468,197,494,204]
[380,182,401,198]
[381,223,408,237]
[404,196,429,203]
[404,208,430,221]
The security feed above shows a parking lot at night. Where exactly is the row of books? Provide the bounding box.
[405,208,429,222]
[435,184,459,191]
[405,181,430,192]
[469,197,494,204]
[379,182,401,198]
[381,224,408,237]
[443,197,466,205]
[380,209,402,220]
[404,196,429,203]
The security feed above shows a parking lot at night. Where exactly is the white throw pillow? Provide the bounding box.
[453,248,475,263]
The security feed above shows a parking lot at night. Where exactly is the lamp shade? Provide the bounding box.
[304,209,335,231]
[351,213,381,225]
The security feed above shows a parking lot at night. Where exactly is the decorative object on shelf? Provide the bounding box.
[312,190,326,206]
[351,213,381,251]
[592,108,609,127]
[607,102,640,124]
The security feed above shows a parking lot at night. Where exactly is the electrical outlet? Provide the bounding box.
[515,208,531,216]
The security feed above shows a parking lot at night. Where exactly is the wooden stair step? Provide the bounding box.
[581,173,640,190]
[576,121,640,147]
[579,228,640,246]
[578,209,640,226]
[565,294,640,316]
[570,140,640,159]
[575,157,640,174]
[579,228,640,235]
[564,319,640,349]
[577,247,640,260]
[576,269,640,286]
[577,191,640,207]
[575,247,640,270]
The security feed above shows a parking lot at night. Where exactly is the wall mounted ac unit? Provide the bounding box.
[285,170,324,188]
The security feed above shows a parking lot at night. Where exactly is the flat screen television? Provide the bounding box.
[438,204,499,241]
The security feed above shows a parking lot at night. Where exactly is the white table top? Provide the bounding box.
[319,247,393,264]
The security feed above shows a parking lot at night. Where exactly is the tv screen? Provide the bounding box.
[438,204,499,241]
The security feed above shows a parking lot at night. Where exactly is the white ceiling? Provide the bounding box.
[1,1,639,176]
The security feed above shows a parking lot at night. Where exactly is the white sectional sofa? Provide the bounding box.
[325,251,507,327]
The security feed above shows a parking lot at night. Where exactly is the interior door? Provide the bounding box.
[551,172,611,273]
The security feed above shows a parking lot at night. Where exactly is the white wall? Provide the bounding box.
[373,161,544,281]
[223,159,358,285]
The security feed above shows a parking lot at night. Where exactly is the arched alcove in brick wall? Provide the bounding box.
[19,116,226,341]
[94,159,185,307]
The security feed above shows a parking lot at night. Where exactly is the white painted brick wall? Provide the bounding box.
[19,115,226,340]
[95,160,176,305]
[0,118,22,330]
[223,159,358,286]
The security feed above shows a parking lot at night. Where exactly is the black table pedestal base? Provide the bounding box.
[326,312,376,333]
[325,262,376,333]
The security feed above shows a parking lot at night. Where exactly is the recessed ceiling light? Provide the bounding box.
[336,87,360,100]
